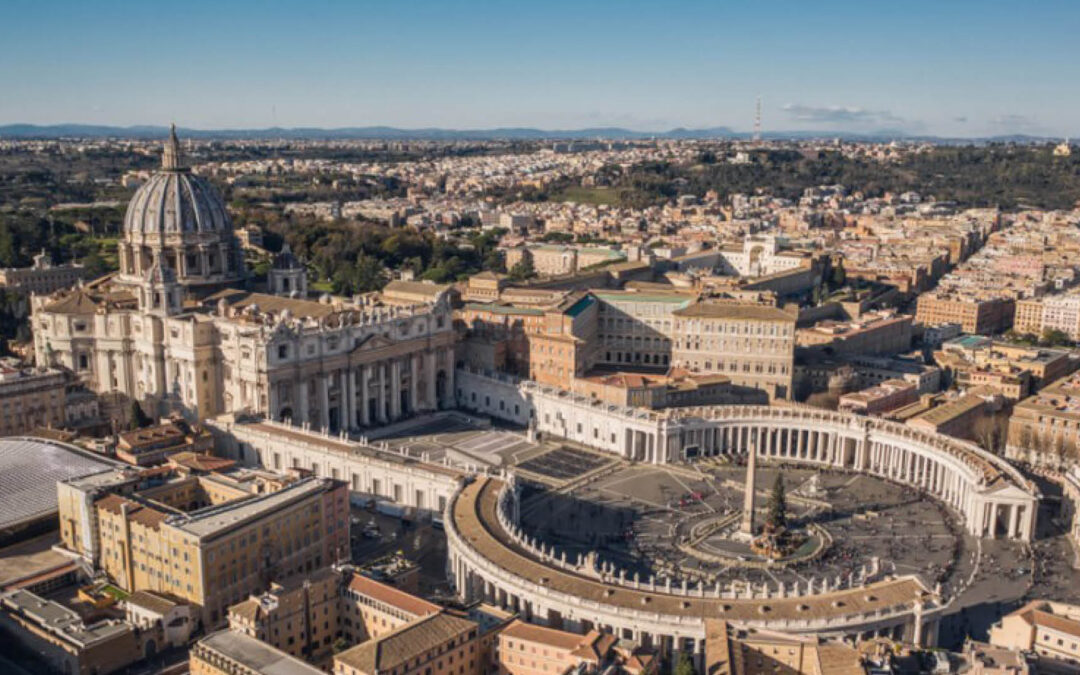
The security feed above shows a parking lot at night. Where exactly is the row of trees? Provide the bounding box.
[263,217,506,295]
[558,145,1080,211]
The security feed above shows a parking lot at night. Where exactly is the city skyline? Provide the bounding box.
[2,0,1078,137]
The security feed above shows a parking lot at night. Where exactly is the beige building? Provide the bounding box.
[497,619,624,675]
[1014,294,1080,341]
[115,418,213,466]
[0,249,87,295]
[906,393,988,441]
[191,628,324,675]
[228,566,344,664]
[838,379,919,416]
[0,358,69,435]
[504,245,626,278]
[1007,370,1080,466]
[989,600,1080,670]
[0,588,154,675]
[703,620,864,675]
[334,611,484,675]
[915,293,1015,335]
[796,311,913,357]
[57,463,350,628]
[671,302,796,400]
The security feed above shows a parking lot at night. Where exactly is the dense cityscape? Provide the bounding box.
[5,3,1080,674]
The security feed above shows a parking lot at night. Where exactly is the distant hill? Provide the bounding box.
[0,123,1063,144]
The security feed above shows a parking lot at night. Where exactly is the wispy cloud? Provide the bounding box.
[780,103,909,129]
[987,114,1043,134]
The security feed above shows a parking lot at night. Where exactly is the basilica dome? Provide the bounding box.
[116,126,244,293]
[123,126,232,237]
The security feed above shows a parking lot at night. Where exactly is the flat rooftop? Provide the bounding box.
[0,438,118,531]
[169,477,331,539]
[197,629,323,675]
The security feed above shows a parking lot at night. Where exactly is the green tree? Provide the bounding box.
[766,473,787,532]
[672,650,696,675]
[1041,328,1072,347]
[508,257,535,282]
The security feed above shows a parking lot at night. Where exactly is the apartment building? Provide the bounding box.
[115,419,214,466]
[0,358,70,435]
[334,611,484,675]
[1007,371,1080,466]
[191,629,323,675]
[671,302,796,400]
[0,250,87,295]
[526,294,599,387]
[593,289,695,369]
[906,393,987,441]
[227,566,344,664]
[915,293,1015,335]
[496,619,629,675]
[989,600,1080,670]
[58,466,349,628]
[1015,294,1080,341]
[796,311,913,357]
[936,338,1077,395]
[838,379,919,416]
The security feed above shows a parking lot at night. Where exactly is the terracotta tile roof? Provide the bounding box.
[95,493,168,531]
[347,574,440,618]
[1024,608,1080,640]
[335,612,476,673]
[127,590,182,615]
[570,630,617,662]
[43,288,100,314]
[500,619,585,651]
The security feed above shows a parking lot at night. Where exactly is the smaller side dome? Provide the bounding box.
[272,243,303,270]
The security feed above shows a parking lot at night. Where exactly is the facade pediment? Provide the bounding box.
[350,333,396,354]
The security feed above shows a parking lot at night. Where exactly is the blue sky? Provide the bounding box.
[2,0,1077,136]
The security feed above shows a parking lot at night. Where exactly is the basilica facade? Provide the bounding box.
[31,129,456,429]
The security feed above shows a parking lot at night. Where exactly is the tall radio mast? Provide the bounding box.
[753,96,762,142]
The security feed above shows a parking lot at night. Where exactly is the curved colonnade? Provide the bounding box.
[445,401,1041,659]
[523,393,1039,541]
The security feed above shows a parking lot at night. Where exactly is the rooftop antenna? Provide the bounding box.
[753,96,762,143]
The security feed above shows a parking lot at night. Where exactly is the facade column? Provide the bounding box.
[268,381,279,421]
[445,350,456,407]
[425,351,437,410]
[1008,504,1019,540]
[319,373,330,430]
[378,364,388,423]
[339,369,350,431]
[346,367,357,429]
[360,365,371,426]
[410,355,419,415]
[298,377,309,425]
[390,359,402,420]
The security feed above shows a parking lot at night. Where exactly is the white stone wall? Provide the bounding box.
[207,417,463,518]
